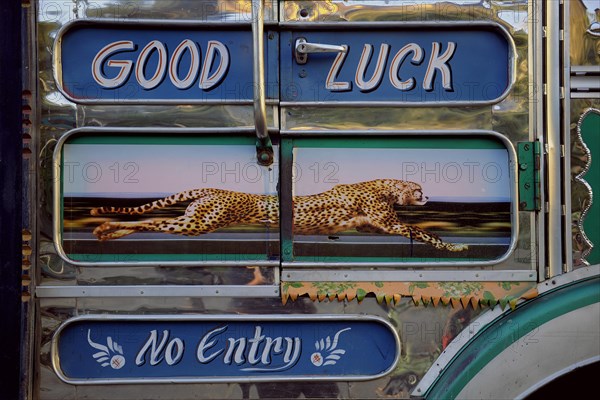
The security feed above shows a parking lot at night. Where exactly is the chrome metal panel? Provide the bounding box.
[285,270,536,282]
[545,0,564,278]
[569,0,600,67]
[32,1,536,399]
[37,284,280,298]
[279,0,535,276]
[38,295,483,399]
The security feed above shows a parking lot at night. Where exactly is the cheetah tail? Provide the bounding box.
[90,189,205,216]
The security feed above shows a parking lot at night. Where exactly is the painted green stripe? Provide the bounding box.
[425,276,600,399]
[69,254,270,262]
[292,256,488,262]
[67,135,257,145]
[581,112,600,264]
[294,137,506,149]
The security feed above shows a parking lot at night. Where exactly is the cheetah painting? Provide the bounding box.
[90,179,468,252]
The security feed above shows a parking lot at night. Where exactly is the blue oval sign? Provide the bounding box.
[52,315,400,383]
[280,23,516,106]
[54,20,278,104]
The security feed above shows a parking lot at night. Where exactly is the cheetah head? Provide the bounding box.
[387,179,429,206]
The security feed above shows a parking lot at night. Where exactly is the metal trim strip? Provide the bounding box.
[283,270,536,282]
[36,284,280,298]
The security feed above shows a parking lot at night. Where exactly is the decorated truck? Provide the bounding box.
[1,0,598,399]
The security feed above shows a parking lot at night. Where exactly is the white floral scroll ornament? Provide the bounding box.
[87,329,126,370]
[310,328,351,367]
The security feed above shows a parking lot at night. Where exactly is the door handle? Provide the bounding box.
[294,38,347,65]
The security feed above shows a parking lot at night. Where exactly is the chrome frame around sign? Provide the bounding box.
[52,126,280,267]
[52,18,280,106]
[51,314,401,385]
[278,21,518,108]
[280,129,520,269]
[52,19,517,107]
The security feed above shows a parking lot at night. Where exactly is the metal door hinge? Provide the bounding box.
[518,141,541,211]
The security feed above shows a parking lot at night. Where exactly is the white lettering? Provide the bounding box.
[135,330,169,366]
[165,338,184,365]
[169,39,200,89]
[224,337,247,365]
[355,43,390,92]
[195,325,302,372]
[91,40,134,88]
[325,45,351,91]
[247,326,266,365]
[424,42,456,91]
[389,43,424,91]
[197,326,226,363]
[136,40,168,90]
[92,39,230,91]
[199,40,229,90]
[321,41,457,94]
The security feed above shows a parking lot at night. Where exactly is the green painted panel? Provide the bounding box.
[581,112,600,264]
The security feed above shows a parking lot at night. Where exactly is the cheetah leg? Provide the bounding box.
[93,198,237,241]
[357,219,468,252]
[399,224,468,252]
[93,215,221,241]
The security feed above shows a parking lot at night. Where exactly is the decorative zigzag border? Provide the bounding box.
[574,108,599,266]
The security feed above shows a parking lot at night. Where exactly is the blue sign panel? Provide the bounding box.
[53,316,399,383]
[55,21,278,104]
[280,23,515,105]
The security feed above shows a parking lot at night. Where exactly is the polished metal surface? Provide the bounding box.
[36,284,280,298]
[569,0,600,67]
[32,1,536,399]
[285,269,536,282]
[545,1,564,278]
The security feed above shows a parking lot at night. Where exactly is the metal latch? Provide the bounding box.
[294,37,347,65]
[517,142,541,211]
